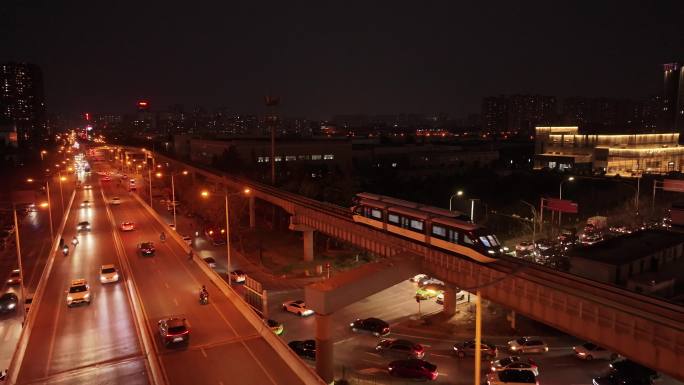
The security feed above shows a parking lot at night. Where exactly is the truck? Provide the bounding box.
[586,216,608,231]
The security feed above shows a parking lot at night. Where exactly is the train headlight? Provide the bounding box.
[487,250,495,254]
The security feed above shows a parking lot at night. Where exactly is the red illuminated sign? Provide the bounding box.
[544,198,578,214]
[663,179,684,193]
[137,100,150,110]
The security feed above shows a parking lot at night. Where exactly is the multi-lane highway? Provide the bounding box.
[98,163,319,385]
[14,171,149,385]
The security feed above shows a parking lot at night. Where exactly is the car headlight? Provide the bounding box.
[7,303,16,309]
[84,293,90,299]
[510,346,517,350]
[113,273,119,280]
[350,323,355,327]
[67,296,73,302]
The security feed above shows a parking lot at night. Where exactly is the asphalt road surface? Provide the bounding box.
[100,163,314,385]
[15,171,149,385]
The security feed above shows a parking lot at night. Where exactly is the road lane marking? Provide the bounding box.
[173,298,179,306]
[201,348,207,358]
[219,382,225,385]
[164,282,170,289]
[431,353,451,358]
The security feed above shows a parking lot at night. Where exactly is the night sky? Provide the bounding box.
[2,1,682,119]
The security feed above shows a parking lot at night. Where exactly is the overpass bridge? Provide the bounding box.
[121,147,684,383]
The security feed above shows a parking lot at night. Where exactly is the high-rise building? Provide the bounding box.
[482,95,556,136]
[662,62,684,132]
[0,62,46,143]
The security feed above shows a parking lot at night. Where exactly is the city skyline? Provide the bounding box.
[2,1,682,119]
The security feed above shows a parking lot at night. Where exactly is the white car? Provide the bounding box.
[573,342,616,360]
[83,184,92,190]
[7,269,21,285]
[282,300,314,316]
[66,279,91,306]
[230,270,246,283]
[99,264,119,283]
[110,197,121,205]
[507,337,548,354]
[80,200,91,208]
[181,235,192,246]
[490,356,539,376]
[410,274,428,283]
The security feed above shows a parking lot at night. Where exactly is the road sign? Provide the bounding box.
[544,198,578,214]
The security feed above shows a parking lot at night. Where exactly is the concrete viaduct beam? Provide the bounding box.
[305,252,421,383]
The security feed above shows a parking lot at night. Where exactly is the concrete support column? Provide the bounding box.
[303,230,314,262]
[442,285,457,316]
[315,312,334,384]
[249,196,256,228]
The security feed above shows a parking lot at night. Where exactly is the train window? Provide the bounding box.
[462,234,474,245]
[447,229,458,243]
[370,209,382,219]
[479,236,491,247]
[410,219,424,231]
[487,235,499,246]
[388,214,400,224]
[432,225,446,238]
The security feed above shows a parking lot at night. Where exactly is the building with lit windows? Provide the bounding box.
[662,62,684,132]
[0,62,46,143]
[534,126,684,176]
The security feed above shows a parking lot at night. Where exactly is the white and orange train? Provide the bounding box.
[351,192,505,263]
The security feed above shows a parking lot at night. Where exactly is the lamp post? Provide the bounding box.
[201,186,251,284]
[558,176,574,226]
[26,178,54,240]
[58,173,66,213]
[156,170,189,230]
[40,150,47,161]
[449,190,463,211]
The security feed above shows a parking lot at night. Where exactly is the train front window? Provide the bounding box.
[462,234,474,245]
[479,236,491,247]
[487,235,500,247]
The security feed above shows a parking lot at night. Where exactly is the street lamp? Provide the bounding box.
[25,178,54,239]
[449,190,463,211]
[201,186,251,284]
[40,150,47,161]
[156,170,189,230]
[558,176,575,226]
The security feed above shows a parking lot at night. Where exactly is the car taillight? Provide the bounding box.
[431,371,438,380]
[383,328,389,333]
[415,344,424,352]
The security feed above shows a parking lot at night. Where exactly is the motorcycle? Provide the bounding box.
[62,245,69,256]
[199,290,209,305]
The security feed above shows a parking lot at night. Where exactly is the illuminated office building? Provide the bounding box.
[534,126,684,176]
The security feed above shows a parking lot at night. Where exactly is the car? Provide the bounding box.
[573,342,617,361]
[120,222,136,231]
[388,359,438,381]
[202,256,216,269]
[99,264,119,283]
[80,200,91,208]
[592,373,651,385]
[181,235,192,246]
[515,241,535,252]
[350,317,390,336]
[83,184,92,190]
[436,289,465,304]
[7,269,21,285]
[453,340,498,358]
[266,319,284,335]
[168,223,176,231]
[486,369,537,385]
[288,339,316,360]
[138,242,156,256]
[24,203,36,213]
[110,197,121,205]
[282,300,314,316]
[490,356,539,376]
[507,337,548,354]
[230,270,246,283]
[0,293,19,314]
[410,274,428,283]
[66,279,91,306]
[609,359,658,381]
[418,276,445,287]
[535,239,554,251]
[76,221,91,232]
[416,284,444,300]
[101,176,111,181]
[158,317,190,346]
[376,339,425,359]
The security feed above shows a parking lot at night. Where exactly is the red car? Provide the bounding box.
[388,359,438,381]
[120,222,136,231]
[158,317,190,346]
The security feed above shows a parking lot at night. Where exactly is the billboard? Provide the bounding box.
[544,198,578,214]
[663,179,684,193]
